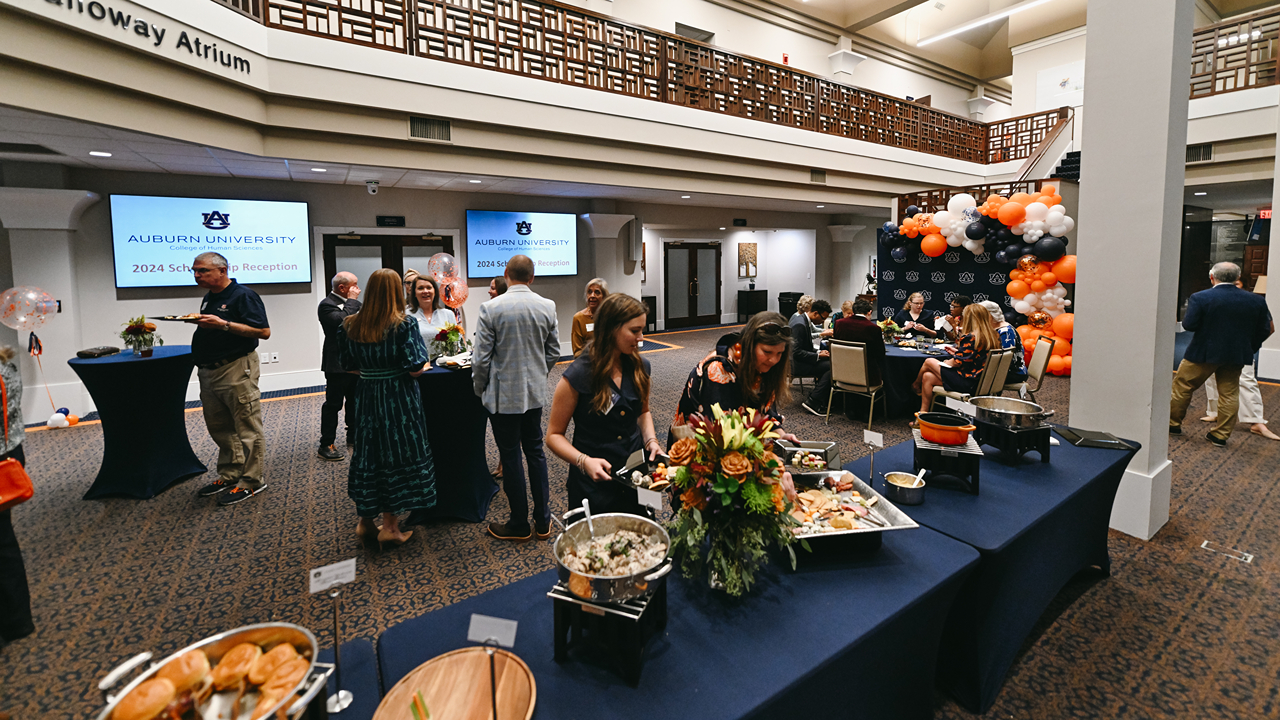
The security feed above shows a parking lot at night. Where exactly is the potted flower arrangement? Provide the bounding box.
[431,321,468,358]
[876,318,901,343]
[120,315,162,357]
[665,404,800,596]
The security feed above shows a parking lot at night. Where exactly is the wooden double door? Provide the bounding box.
[664,243,721,329]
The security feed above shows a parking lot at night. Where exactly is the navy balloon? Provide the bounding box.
[879,231,897,249]
[1003,310,1020,325]
[905,204,920,217]
[1032,236,1066,262]
[882,221,899,235]
[965,221,988,240]
[993,228,1012,245]
[890,246,909,262]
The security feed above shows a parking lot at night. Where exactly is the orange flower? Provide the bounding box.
[680,486,708,511]
[143,322,157,332]
[669,437,697,466]
[762,451,783,480]
[721,451,752,481]
[770,483,786,512]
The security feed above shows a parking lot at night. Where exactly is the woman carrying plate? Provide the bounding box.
[546,294,659,516]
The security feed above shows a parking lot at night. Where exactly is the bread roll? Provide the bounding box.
[250,658,310,720]
[210,643,262,691]
[111,678,175,720]
[248,643,299,685]
[156,649,210,695]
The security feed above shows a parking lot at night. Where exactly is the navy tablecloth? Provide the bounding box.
[882,344,930,417]
[844,434,1139,712]
[408,365,498,524]
[68,345,206,500]
[318,637,381,720]
[379,528,980,720]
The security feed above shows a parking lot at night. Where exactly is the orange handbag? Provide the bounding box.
[0,374,33,512]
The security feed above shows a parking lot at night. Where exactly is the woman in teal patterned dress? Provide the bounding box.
[339,268,437,550]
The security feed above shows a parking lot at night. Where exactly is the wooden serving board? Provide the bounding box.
[374,648,535,720]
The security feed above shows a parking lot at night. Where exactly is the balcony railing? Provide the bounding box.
[1191,7,1280,98]
[207,0,1067,165]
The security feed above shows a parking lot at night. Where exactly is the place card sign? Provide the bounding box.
[309,558,356,594]
[468,614,518,648]
[863,429,884,448]
[637,487,663,514]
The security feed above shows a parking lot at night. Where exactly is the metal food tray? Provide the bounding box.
[613,448,672,489]
[790,470,918,541]
[774,439,840,471]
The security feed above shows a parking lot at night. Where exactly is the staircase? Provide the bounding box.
[1053,151,1081,181]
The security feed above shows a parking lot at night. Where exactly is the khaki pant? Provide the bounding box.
[1170,359,1241,442]
[198,352,265,489]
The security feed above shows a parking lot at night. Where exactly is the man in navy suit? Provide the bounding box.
[317,272,362,460]
[1170,262,1273,447]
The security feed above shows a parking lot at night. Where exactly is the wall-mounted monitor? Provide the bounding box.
[109,195,312,288]
[465,210,577,278]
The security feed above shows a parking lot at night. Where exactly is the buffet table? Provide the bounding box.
[408,365,499,524]
[844,434,1139,713]
[379,528,980,720]
[318,638,381,720]
[68,345,207,500]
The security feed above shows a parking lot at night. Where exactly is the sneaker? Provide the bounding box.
[197,478,235,497]
[1207,434,1227,449]
[535,521,551,540]
[217,484,268,506]
[801,402,827,417]
[488,522,533,542]
[1168,425,1182,436]
[318,444,345,461]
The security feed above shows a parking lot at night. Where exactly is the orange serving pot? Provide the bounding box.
[915,412,976,446]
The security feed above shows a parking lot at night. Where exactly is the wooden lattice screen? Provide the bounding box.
[1191,9,1280,98]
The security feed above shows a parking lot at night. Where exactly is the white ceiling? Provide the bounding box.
[0,105,886,218]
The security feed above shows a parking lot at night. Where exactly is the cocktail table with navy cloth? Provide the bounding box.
[844,434,1139,713]
[408,365,499,524]
[68,345,206,500]
[378,527,980,720]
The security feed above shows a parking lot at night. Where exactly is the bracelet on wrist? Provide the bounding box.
[574,453,587,471]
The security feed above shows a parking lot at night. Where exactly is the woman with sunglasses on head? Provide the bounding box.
[546,294,659,516]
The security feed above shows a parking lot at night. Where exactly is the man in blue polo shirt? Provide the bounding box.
[188,252,272,506]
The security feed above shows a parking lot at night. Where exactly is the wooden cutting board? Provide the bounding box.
[374,648,536,720]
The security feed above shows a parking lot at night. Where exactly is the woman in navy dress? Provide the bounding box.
[546,294,660,516]
[339,268,437,550]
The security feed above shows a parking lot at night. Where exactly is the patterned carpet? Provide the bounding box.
[2,326,1279,719]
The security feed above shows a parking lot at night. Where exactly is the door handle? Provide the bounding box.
[693,277,700,297]
[689,281,695,297]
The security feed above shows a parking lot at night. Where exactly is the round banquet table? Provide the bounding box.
[68,345,207,500]
[407,365,498,524]
[881,343,939,417]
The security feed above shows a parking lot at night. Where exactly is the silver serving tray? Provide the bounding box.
[775,439,841,470]
[790,470,919,540]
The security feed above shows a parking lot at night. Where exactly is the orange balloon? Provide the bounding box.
[1041,271,1058,287]
[1030,280,1047,293]
[1010,192,1035,205]
[921,233,948,257]
[920,216,941,235]
[1007,280,1030,299]
[1023,336,1038,351]
[1051,312,1074,340]
[1064,356,1072,369]
[1016,324,1033,339]
[1040,184,1058,196]
[1010,270,1023,281]
[1047,194,1063,206]
[997,201,1026,226]
[1052,255,1077,284]
[1051,337,1071,356]
[1047,355,1066,374]
[67,414,80,426]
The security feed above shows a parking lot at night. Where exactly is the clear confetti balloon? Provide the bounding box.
[427,253,460,284]
[442,278,469,309]
[0,286,56,332]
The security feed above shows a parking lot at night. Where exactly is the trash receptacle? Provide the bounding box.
[778,292,803,319]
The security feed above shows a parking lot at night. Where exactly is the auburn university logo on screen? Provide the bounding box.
[959,272,975,284]
[975,252,991,264]
[989,273,1007,285]
[945,253,960,264]
[516,221,532,236]
[894,289,908,300]
[881,271,894,281]
[973,293,989,302]
[918,254,932,264]
[921,291,933,301]
[202,211,231,230]
[931,271,946,283]
[905,271,919,282]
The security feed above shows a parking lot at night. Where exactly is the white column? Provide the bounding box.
[1257,111,1280,379]
[1068,0,1193,540]
[0,188,99,423]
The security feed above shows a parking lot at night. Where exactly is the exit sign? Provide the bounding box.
[1261,210,1272,219]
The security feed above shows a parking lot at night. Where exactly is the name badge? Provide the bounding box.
[586,323,594,332]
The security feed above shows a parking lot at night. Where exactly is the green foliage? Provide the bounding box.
[739,479,775,515]
[666,503,795,597]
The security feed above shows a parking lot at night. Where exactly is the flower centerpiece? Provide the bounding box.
[876,318,901,342]
[120,315,162,357]
[431,321,468,358]
[665,404,800,596]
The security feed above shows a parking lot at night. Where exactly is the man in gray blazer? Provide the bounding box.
[473,255,561,541]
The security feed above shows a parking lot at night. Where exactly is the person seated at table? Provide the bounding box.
[935,295,973,342]
[912,304,998,423]
[980,300,1026,384]
[547,294,658,516]
[339,268,436,550]
[892,292,938,338]
[571,278,609,356]
[407,275,457,359]
[792,300,834,414]
[833,298,886,377]
[790,295,813,325]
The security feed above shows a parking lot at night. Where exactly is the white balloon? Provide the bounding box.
[1046,211,1065,226]
[1024,202,1049,222]
[946,234,964,247]
[1014,301,1033,315]
[1062,216,1075,232]
[1052,286,1068,298]
[1011,222,1026,235]
[1023,292,1039,306]
[1049,224,1068,237]
[1050,204,1066,215]
[1046,309,1063,318]
[1062,299,1072,307]
[933,210,954,228]
[947,193,978,214]
[1032,221,1048,233]
[48,412,67,429]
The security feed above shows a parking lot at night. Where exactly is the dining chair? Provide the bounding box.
[931,348,1012,411]
[1005,336,1055,402]
[825,340,886,428]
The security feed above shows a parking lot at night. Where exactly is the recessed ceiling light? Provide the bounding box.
[1194,192,1207,196]
[816,205,825,208]
[311,168,326,172]
[89,151,112,157]
[719,227,726,230]
[681,195,691,199]
[469,179,483,184]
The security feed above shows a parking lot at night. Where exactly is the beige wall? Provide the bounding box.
[1011,29,1087,151]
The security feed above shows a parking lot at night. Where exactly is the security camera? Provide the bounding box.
[366,180,379,195]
